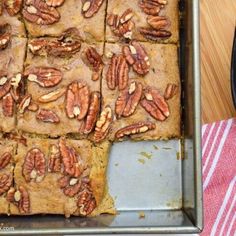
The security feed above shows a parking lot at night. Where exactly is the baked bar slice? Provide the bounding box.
[0,137,16,214]
[17,32,103,137]
[100,41,181,142]
[22,0,106,42]
[0,29,27,132]
[9,137,114,216]
[106,0,179,43]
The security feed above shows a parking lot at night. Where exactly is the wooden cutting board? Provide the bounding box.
[200,0,236,124]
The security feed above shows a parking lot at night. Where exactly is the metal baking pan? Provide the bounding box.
[0,0,202,234]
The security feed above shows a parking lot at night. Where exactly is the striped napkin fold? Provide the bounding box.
[201,118,236,236]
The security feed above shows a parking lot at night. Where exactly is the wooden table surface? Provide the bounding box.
[200,0,236,124]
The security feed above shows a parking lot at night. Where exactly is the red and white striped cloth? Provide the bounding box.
[201,118,236,236]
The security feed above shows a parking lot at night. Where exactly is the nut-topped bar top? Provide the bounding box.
[0,0,180,217]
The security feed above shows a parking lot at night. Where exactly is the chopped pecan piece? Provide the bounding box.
[2,93,14,117]
[45,0,65,7]
[10,73,23,102]
[115,81,143,118]
[18,94,32,114]
[66,81,90,120]
[59,138,85,177]
[123,41,150,76]
[141,86,170,121]
[80,91,100,134]
[22,0,60,25]
[36,109,60,123]
[3,132,27,146]
[139,0,167,16]
[77,183,96,216]
[0,24,11,50]
[115,121,156,139]
[164,83,178,100]
[28,38,48,55]
[7,186,30,213]
[4,0,22,16]
[58,175,82,197]
[0,77,11,99]
[0,174,13,195]
[147,15,170,30]
[25,67,62,88]
[82,0,104,18]
[139,27,171,41]
[107,9,135,39]
[38,87,66,103]
[0,152,12,170]
[22,148,46,183]
[106,54,129,90]
[47,28,81,57]
[0,1,2,15]
[48,144,61,173]
[93,106,113,142]
[83,47,103,74]
[27,102,39,112]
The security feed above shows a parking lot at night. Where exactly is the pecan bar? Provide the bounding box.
[101,42,181,141]
[22,0,106,42]
[17,39,103,137]
[0,33,27,132]
[10,137,114,216]
[0,137,16,214]
[106,0,178,43]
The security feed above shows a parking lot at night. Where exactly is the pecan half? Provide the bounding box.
[58,175,82,197]
[66,81,90,120]
[77,183,96,216]
[59,138,84,177]
[0,1,2,15]
[83,47,103,74]
[147,15,170,30]
[141,86,170,121]
[164,83,178,100]
[0,174,12,195]
[81,0,104,18]
[45,0,65,7]
[80,91,100,134]
[22,148,46,183]
[115,121,156,139]
[139,0,167,16]
[93,106,113,142]
[122,41,150,76]
[36,109,60,123]
[0,77,11,99]
[4,0,23,16]
[25,67,62,88]
[0,152,12,170]
[48,144,61,173]
[46,28,81,57]
[7,186,30,213]
[139,27,171,41]
[2,93,14,117]
[22,0,60,25]
[106,54,129,90]
[115,81,143,118]
[107,9,135,39]
[38,87,66,103]
[18,94,31,114]
[0,24,11,50]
